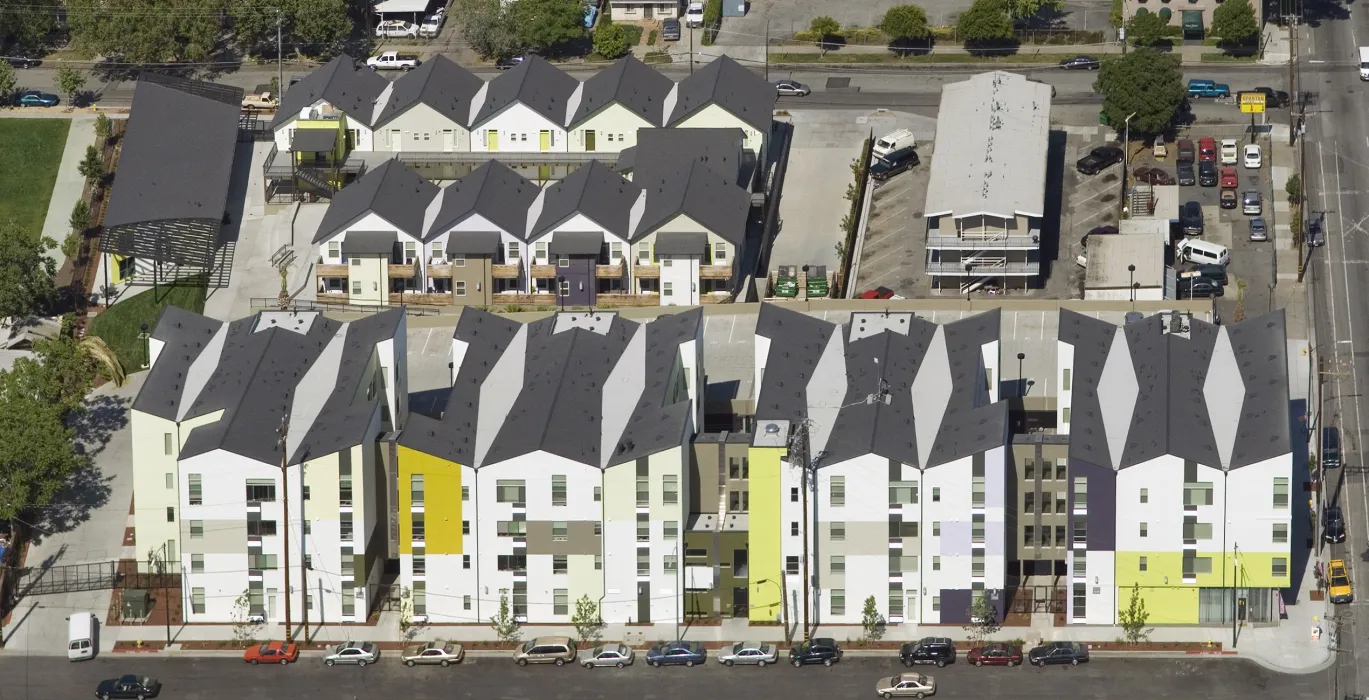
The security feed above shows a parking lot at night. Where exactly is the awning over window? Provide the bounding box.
[1182,10,1204,30]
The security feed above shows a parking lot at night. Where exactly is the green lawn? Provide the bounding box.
[87,280,207,371]
[0,118,71,239]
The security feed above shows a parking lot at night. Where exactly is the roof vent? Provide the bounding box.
[764,422,781,435]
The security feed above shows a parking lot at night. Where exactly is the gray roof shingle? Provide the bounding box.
[426,160,539,241]
[634,159,749,245]
[474,55,580,126]
[667,56,775,134]
[315,160,439,243]
[570,56,674,127]
[271,54,388,129]
[530,160,641,240]
[373,55,485,129]
[131,305,226,420]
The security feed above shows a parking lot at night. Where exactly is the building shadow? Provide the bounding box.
[408,387,450,419]
[1040,130,1068,283]
[1285,398,1311,604]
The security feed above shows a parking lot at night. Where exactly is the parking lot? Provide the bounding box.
[855,145,933,296]
[1063,126,1126,296]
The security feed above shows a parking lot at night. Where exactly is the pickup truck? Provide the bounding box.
[1219,167,1238,189]
[1187,79,1230,99]
[242,91,279,110]
[366,51,420,71]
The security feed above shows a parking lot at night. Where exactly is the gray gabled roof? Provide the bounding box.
[131,305,228,420]
[425,160,539,241]
[473,55,580,126]
[271,54,388,129]
[634,159,749,245]
[569,55,675,127]
[667,56,775,134]
[530,160,641,240]
[315,160,439,243]
[373,55,485,129]
[627,127,747,186]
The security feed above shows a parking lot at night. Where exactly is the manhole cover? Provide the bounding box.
[826,77,851,89]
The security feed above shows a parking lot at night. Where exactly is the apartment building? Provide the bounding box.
[130,306,408,623]
[748,304,1011,628]
[394,308,704,624]
[1057,309,1292,625]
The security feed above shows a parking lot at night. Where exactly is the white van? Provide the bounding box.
[1360,46,1369,80]
[872,129,916,160]
[67,612,96,661]
[1176,238,1230,267]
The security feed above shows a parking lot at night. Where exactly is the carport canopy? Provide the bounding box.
[290,129,339,153]
[374,0,428,12]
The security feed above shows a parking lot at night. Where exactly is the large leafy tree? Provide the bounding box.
[230,0,351,58]
[0,61,14,106]
[513,0,586,53]
[1210,0,1259,45]
[67,0,226,64]
[0,0,58,55]
[457,0,520,58]
[0,220,55,323]
[0,386,82,541]
[1124,11,1168,47]
[880,5,931,41]
[593,22,630,59]
[993,0,1063,19]
[957,0,1014,45]
[1094,48,1186,135]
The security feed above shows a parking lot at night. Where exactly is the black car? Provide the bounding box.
[789,638,842,667]
[1177,162,1196,186]
[1190,263,1228,285]
[1075,146,1122,175]
[871,147,920,182]
[1027,642,1089,667]
[662,17,681,41]
[900,637,956,668]
[1059,55,1100,70]
[1324,426,1341,469]
[96,675,161,700]
[1325,505,1347,543]
[1178,277,1223,298]
[1181,201,1204,235]
[495,55,525,70]
[1308,217,1326,247]
[6,56,40,69]
[1250,86,1289,108]
[1198,161,1218,187]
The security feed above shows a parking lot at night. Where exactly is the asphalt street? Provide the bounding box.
[0,655,1333,700]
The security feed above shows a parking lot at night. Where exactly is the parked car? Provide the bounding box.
[1188,79,1231,98]
[1198,161,1218,187]
[367,51,420,70]
[514,637,577,666]
[582,644,635,669]
[241,91,279,110]
[1220,189,1238,209]
[1325,426,1341,468]
[6,56,40,68]
[685,1,705,26]
[1028,642,1089,667]
[1325,505,1347,543]
[1220,138,1239,165]
[789,638,842,667]
[662,17,681,40]
[646,641,706,667]
[718,641,778,666]
[1133,166,1174,185]
[1176,138,1196,163]
[1243,190,1262,215]
[1152,134,1167,158]
[402,641,464,666]
[16,90,58,107]
[1058,55,1100,70]
[1182,201,1205,235]
[1329,559,1354,604]
[859,286,904,299]
[1244,143,1262,169]
[1178,277,1224,298]
[375,19,418,38]
[1220,167,1238,189]
[1249,218,1268,242]
[1308,217,1326,247]
[96,675,161,700]
[583,4,597,28]
[900,637,956,668]
[1186,263,1228,284]
[1075,146,1123,175]
[967,643,1023,667]
[871,147,920,182]
[324,641,379,666]
[875,672,937,698]
[1198,137,1216,162]
[1250,86,1290,108]
[495,55,526,70]
[419,13,444,37]
[244,641,298,664]
[775,80,810,97]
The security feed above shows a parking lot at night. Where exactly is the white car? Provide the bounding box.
[418,14,444,37]
[685,2,704,27]
[876,673,937,698]
[582,644,635,668]
[1243,143,1262,169]
[1219,138,1238,165]
[375,19,418,38]
[324,641,380,666]
[718,641,779,666]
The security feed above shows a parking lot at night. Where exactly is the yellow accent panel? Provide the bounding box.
[1117,550,1291,590]
[397,445,463,556]
[109,254,129,284]
[1127,586,1200,624]
[747,446,784,623]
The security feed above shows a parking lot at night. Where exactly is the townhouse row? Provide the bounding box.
[130,303,1294,629]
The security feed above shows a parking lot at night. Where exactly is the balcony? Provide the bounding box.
[492,264,520,279]
[926,261,1040,276]
[595,293,660,308]
[633,264,660,279]
[427,261,453,278]
[925,234,1041,251]
[700,264,733,279]
[389,292,456,305]
[388,260,418,278]
[530,264,557,278]
[597,260,626,279]
[316,263,349,277]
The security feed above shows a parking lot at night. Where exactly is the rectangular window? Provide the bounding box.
[1040,496,1052,514]
[1139,556,1148,572]
[1182,552,1213,578]
[900,555,918,573]
[453,280,467,297]
[786,556,800,574]
[166,507,175,522]
[889,589,905,617]
[248,520,279,538]
[552,475,567,506]
[1182,516,1212,542]
[450,254,466,268]
[165,473,174,490]
[192,588,205,614]
[791,487,799,502]
[508,241,521,262]
[595,555,602,570]
[352,281,361,295]
[191,553,204,573]
[932,521,940,537]
[245,480,276,503]
[971,462,985,506]
[791,521,800,536]
[496,519,527,537]
[1072,582,1086,618]
[609,241,623,261]
[663,475,678,504]
[164,432,174,455]
[594,521,602,536]
[664,554,677,572]
[972,514,985,544]
[729,457,749,479]
[1025,461,1035,480]
[831,589,845,616]
[1073,520,1087,546]
[1272,523,1288,543]
[410,474,424,506]
[664,521,678,538]
[463,595,472,610]
[1140,488,1148,503]
[188,474,201,505]
[1140,522,1148,537]
[1183,482,1214,508]
[553,555,567,574]
[637,513,650,541]
[1056,462,1067,480]
[593,486,601,502]
[830,555,845,573]
[637,242,652,263]
[714,242,728,263]
[971,553,985,577]
[1063,407,1072,424]
[413,554,426,576]
[932,487,941,502]
[1073,551,1087,577]
[496,480,527,505]
[831,522,845,541]
[637,473,650,506]
[663,281,673,297]
[412,583,425,616]
[1055,525,1066,545]
[250,553,278,570]
[462,486,469,501]
[1039,526,1052,546]
[889,482,918,505]
[1272,558,1288,577]
[463,520,470,535]
[1024,493,1035,513]
[412,513,425,542]
[1062,368,1072,391]
[498,555,527,572]
[552,521,568,541]
[1073,477,1087,509]
[830,476,845,506]
[463,555,470,569]
[190,520,203,538]
[340,513,354,540]
[933,556,941,571]
[1024,525,1035,544]
[553,589,568,615]
[341,556,354,577]
[1273,477,1289,508]
[637,551,650,575]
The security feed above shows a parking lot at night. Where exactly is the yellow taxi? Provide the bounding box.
[1329,559,1354,604]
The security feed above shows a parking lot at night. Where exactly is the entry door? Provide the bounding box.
[584,130,596,151]
[637,582,651,623]
[539,130,551,151]
[442,130,454,151]
[732,587,749,617]
[390,129,401,152]
[906,594,918,623]
[645,4,653,17]
[487,130,499,151]
[268,589,278,619]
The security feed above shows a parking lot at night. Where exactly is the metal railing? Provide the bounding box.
[926,261,1040,275]
[926,234,1040,250]
[249,297,442,316]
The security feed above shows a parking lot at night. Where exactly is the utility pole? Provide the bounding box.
[276,417,294,643]
[689,26,695,75]
[792,422,812,644]
[277,9,285,99]
[764,21,770,82]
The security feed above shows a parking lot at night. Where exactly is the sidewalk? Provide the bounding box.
[38,115,95,273]
[676,40,1229,66]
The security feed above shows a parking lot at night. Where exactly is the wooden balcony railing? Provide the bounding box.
[492,264,520,279]
[389,292,457,305]
[427,263,453,278]
[700,264,733,279]
[633,264,660,279]
[388,261,418,278]
[595,293,660,308]
[530,264,557,278]
[597,261,626,279]
[316,263,349,277]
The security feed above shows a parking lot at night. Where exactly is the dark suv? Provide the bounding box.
[789,638,842,667]
[1325,505,1347,543]
[900,637,956,667]
[871,146,920,182]
[1324,426,1341,470]
[1028,642,1089,666]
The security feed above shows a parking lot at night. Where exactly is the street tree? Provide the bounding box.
[1094,48,1186,135]
[0,0,58,56]
[56,66,87,107]
[78,145,104,185]
[0,220,56,323]
[594,22,631,59]
[0,362,85,542]
[1124,11,1168,47]
[94,113,112,144]
[1286,173,1302,203]
[1119,583,1154,643]
[994,0,1064,20]
[67,0,225,65]
[809,15,841,53]
[490,592,522,643]
[1109,0,1123,28]
[457,0,520,58]
[0,62,15,107]
[957,0,1014,48]
[513,0,586,54]
[962,595,1002,646]
[860,595,885,642]
[60,234,81,264]
[880,5,931,41]
[570,594,605,644]
[1210,0,1259,46]
[6,334,109,415]
[291,0,352,57]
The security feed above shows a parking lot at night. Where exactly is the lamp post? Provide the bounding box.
[756,578,789,644]
[1122,112,1138,184]
[1128,264,1136,303]
[1016,352,1025,399]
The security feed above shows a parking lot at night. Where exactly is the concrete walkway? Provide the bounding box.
[675,39,1230,66]
[38,115,95,272]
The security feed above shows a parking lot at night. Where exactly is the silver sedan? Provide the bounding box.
[582,644,635,669]
[718,641,778,667]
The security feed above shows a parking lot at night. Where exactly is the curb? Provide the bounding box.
[100,647,1247,661]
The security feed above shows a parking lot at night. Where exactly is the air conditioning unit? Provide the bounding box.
[248,614,266,624]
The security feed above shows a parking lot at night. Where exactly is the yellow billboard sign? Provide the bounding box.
[1239,92,1267,114]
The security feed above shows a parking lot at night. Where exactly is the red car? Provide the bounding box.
[1219,167,1238,189]
[966,643,1023,667]
[858,286,904,300]
[244,640,299,664]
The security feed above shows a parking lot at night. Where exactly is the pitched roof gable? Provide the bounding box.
[372,55,485,129]
[570,56,674,127]
[667,56,775,133]
[474,55,580,126]
[271,54,388,128]
[314,160,439,243]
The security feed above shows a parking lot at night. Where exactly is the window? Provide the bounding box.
[714,242,728,263]
[498,555,527,572]
[1063,407,1072,424]
[1139,555,1149,572]
[830,555,845,573]
[831,589,845,616]
[1140,522,1148,537]
[246,480,276,503]
[932,556,941,571]
[791,521,800,536]
[463,520,470,535]
[410,474,424,506]
[664,555,677,572]
[250,553,278,570]
[1024,493,1035,513]
[729,457,748,479]
[190,520,203,539]
[831,522,845,541]
[663,281,673,297]
[890,482,918,505]
[412,513,425,542]
[454,280,466,297]
[164,432,174,455]
[1056,462,1067,480]
[450,254,466,268]
[932,596,941,611]
[1039,527,1052,546]
[594,521,603,536]
[1273,477,1289,508]
[342,555,354,577]
[897,555,918,573]
[593,486,601,502]
[412,584,425,616]
[1273,523,1288,543]
[551,475,567,506]
[557,256,569,268]
[497,519,527,537]
[1062,368,1072,391]
[637,551,650,575]
[339,468,353,506]
[664,521,678,538]
[971,553,985,577]
[552,521,568,541]
[609,242,623,261]
[497,479,527,505]
[554,589,568,615]
[595,555,602,570]
[1272,558,1288,577]
[508,241,521,262]
[1073,551,1087,577]
[463,595,472,610]
[791,487,799,502]
[972,462,985,506]
[1073,521,1087,546]
[462,486,470,501]
[830,476,845,506]
[662,257,673,268]
[972,514,985,544]
[1183,482,1214,507]
[165,473,174,490]
[1025,461,1035,480]
[553,555,567,574]
[1055,525,1066,545]
[663,475,678,504]
[637,242,652,263]
[188,474,201,505]
[1072,583,1086,619]
[932,487,941,502]
[786,556,800,574]
[192,588,205,614]
[1040,496,1052,514]
[889,588,905,617]
[932,521,940,537]
[352,281,361,295]
[637,513,650,541]
[413,554,426,576]
[729,491,748,511]
[1183,516,1212,542]
[1182,552,1212,578]
[165,506,175,522]
[637,470,650,506]
[328,241,341,260]
[1024,525,1035,544]
[1073,477,1088,509]
[1055,494,1067,513]
[463,555,470,569]
[191,554,204,573]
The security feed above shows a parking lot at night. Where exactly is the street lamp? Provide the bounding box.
[1128,264,1136,303]
[1122,112,1138,183]
[1016,352,1026,399]
[755,578,789,643]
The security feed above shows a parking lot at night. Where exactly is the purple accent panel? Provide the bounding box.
[939,589,973,623]
[560,256,595,306]
[1068,458,1116,551]
[940,521,972,556]
[985,520,1005,557]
